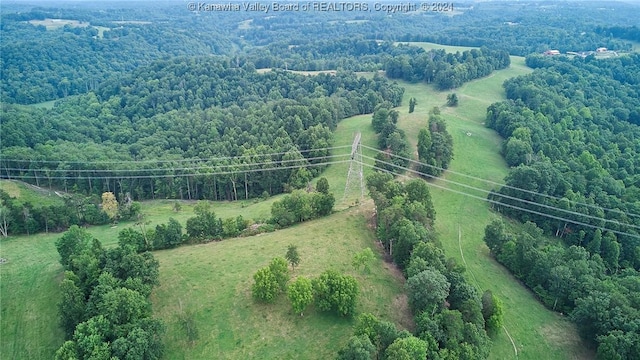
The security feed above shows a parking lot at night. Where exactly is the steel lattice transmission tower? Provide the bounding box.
[343,132,364,202]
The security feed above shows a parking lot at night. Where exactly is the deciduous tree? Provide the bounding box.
[352,248,375,273]
[287,276,313,316]
[59,272,87,337]
[286,244,301,271]
[101,192,119,223]
[384,336,428,360]
[269,257,290,291]
[481,290,504,335]
[337,335,376,360]
[55,225,93,269]
[409,97,417,113]
[446,93,458,106]
[406,268,450,314]
[252,267,279,303]
[312,270,359,316]
[316,177,330,194]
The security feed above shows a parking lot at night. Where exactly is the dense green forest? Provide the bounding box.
[1,61,403,203]
[3,1,640,359]
[484,54,640,358]
[487,54,640,265]
[2,1,637,104]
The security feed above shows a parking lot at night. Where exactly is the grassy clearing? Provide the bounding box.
[25,99,57,109]
[0,95,393,358]
[0,196,272,359]
[0,56,590,360]
[153,204,409,359]
[396,41,477,53]
[27,19,89,30]
[393,57,592,359]
[0,179,65,207]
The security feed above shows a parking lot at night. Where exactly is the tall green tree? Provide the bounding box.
[384,336,428,360]
[286,244,301,271]
[287,276,313,316]
[446,93,458,106]
[481,290,504,335]
[406,268,450,314]
[337,335,376,360]
[312,270,359,317]
[59,272,87,337]
[252,267,279,303]
[316,177,330,194]
[269,257,290,291]
[55,225,93,269]
[409,97,417,113]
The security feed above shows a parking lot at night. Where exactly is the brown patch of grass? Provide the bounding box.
[392,294,415,332]
[539,322,595,360]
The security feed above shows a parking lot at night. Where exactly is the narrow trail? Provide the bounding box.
[503,325,519,358]
[458,224,479,287]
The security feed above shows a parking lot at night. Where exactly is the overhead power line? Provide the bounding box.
[0,145,352,165]
[3,159,350,180]
[1,153,350,174]
[360,152,640,233]
[361,144,640,220]
[3,140,638,237]
[362,153,640,239]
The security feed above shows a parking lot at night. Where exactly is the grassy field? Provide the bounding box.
[27,19,89,30]
[0,180,65,207]
[26,19,109,38]
[392,56,592,359]
[1,55,591,359]
[0,139,389,360]
[153,204,409,359]
[396,41,477,53]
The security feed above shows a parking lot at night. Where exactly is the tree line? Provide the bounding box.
[370,103,411,173]
[486,54,640,269]
[239,2,636,57]
[0,189,139,237]
[354,173,499,359]
[384,47,511,90]
[595,26,640,42]
[1,59,403,203]
[484,220,639,359]
[3,2,637,104]
[54,226,163,359]
[417,108,454,177]
[484,52,640,358]
[119,179,335,253]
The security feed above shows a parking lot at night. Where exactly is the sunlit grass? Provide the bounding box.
[393,58,591,359]
[153,205,410,359]
[0,55,592,360]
